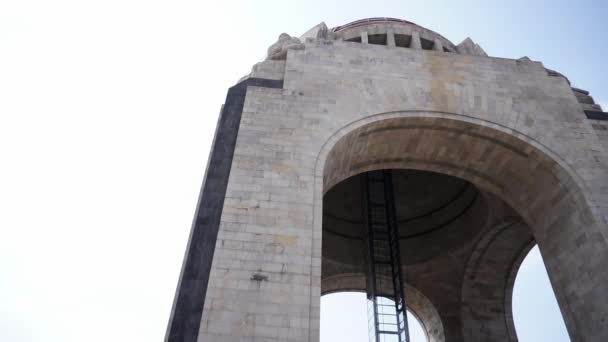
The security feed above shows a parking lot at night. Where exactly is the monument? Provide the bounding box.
[166,18,608,341]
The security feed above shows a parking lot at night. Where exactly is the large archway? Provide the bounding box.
[315,112,607,341]
[320,168,528,341]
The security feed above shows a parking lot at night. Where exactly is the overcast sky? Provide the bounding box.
[1,1,605,341]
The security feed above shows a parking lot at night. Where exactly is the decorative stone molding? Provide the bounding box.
[300,22,329,40]
[456,37,487,56]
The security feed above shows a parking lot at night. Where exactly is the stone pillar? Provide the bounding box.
[410,31,421,49]
[433,38,444,51]
[387,30,396,47]
[361,31,368,44]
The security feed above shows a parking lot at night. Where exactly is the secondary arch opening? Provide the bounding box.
[512,245,570,341]
[320,292,428,342]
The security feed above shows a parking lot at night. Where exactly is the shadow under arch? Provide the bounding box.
[313,111,606,341]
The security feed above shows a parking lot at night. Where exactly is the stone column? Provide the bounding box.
[433,38,444,51]
[387,30,396,47]
[361,31,368,44]
[410,31,422,49]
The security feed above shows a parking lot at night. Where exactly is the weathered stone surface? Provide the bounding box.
[300,22,328,41]
[266,33,305,60]
[456,37,487,56]
[241,60,286,82]
[167,17,608,342]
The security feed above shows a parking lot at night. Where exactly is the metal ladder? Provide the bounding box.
[363,170,410,342]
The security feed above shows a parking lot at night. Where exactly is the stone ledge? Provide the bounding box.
[585,110,608,121]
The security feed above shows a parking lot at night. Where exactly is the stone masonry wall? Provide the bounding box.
[196,39,608,341]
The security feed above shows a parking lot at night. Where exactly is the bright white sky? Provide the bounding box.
[1,1,604,341]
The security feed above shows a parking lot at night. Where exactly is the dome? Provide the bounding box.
[330,17,459,53]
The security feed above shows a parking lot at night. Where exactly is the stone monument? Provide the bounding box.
[166,18,608,342]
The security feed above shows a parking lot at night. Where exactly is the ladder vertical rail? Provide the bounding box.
[383,170,410,342]
[363,170,410,342]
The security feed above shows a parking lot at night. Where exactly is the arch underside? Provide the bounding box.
[319,114,604,341]
[322,190,535,342]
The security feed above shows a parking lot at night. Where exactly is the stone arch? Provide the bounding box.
[460,219,535,341]
[503,238,537,341]
[321,273,445,342]
[314,111,607,341]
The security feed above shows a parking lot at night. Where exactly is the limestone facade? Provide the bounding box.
[167,18,608,342]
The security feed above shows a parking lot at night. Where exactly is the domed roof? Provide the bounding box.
[332,17,420,32]
[330,17,459,52]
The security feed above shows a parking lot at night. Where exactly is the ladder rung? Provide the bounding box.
[364,171,409,342]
